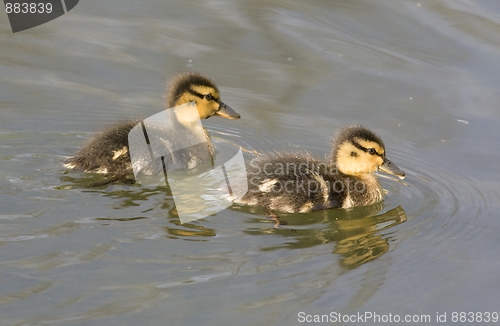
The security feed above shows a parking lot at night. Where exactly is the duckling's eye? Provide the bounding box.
[368,148,377,155]
[204,94,213,101]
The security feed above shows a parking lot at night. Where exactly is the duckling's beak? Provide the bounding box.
[379,158,405,179]
[214,102,240,120]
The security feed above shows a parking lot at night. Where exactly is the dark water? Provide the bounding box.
[1,0,500,325]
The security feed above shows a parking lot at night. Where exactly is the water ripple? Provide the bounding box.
[382,145,492,257]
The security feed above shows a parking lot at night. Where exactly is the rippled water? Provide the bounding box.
[1,0,500,325]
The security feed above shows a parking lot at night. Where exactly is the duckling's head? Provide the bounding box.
[167,72,240,120]
[332,125,405,179]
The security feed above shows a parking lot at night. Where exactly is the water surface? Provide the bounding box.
[1,0,500,325]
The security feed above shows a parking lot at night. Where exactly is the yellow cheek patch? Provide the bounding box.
[337,142,359,159]
[336,141,385,175]
[336,142,363,174]
[183,85,221,119]
[177,92,194,106]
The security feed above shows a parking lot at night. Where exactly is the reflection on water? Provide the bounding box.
[2,0,500,324]
[166,219,217,239]
[60,169,221,238]
[334,206,406,268]
[58,173,137,189]
[242,204,406,268]
[60,162,406,269]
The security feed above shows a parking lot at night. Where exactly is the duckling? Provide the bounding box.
[235,125,405,215]
[63,72,240,178]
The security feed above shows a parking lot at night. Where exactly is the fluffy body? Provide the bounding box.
[235,125,404,213]
[63,121,214,177]
[63,72,238,178]
[238,152,383,212]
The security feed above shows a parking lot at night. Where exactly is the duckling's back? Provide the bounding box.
[63,121,137,176]
[237,152,347,213]
[64,120,215,178]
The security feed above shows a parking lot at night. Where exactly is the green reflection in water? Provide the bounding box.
[165,218,217,239]
[242,204,406,268]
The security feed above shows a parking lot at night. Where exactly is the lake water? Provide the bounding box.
[1,0,500,325]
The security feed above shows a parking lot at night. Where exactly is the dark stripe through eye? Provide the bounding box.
[352,140,382,157]
[187,88,204,98]
[187,88,218,102]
